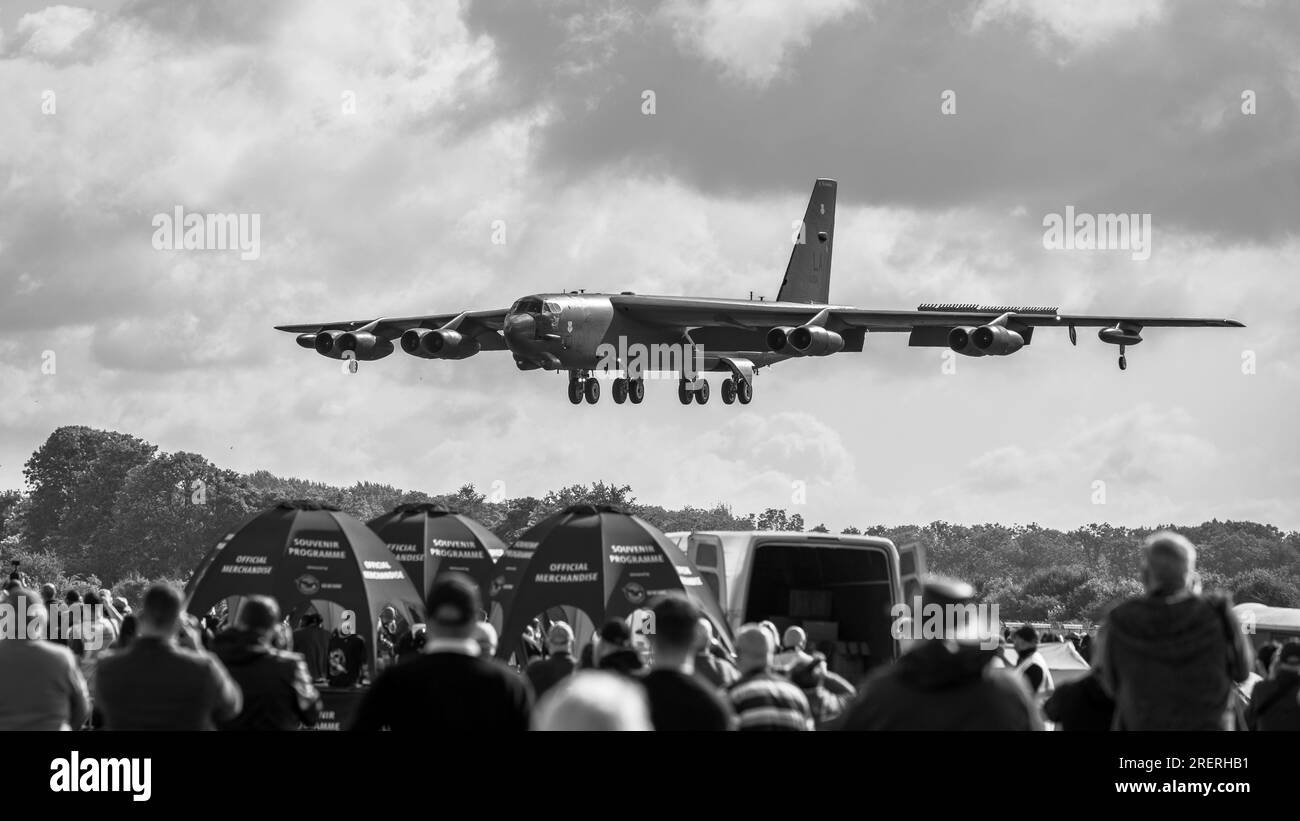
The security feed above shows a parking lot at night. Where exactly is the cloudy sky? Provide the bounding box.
[2,0,1297,532]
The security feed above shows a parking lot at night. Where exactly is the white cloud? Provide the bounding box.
[970,0,1166,53]
[660,0,860,86]
[8,5,98,60]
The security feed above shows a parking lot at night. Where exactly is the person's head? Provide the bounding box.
[595,619,632,664]
[83,590,101,608]
[137,584,183,638]
[1273,641,1300,676]
[234,595,281,643]
[694,617,714,654]
[64,589,81,606]
[7,588,47,640]
[114,613,138,649]
[546,621,575,655]
[423,573,480,640]
[758,620,780,650]
[380,606,396,626]
[1257,642,1280,674]
[1012,625,1039,653]
[648,593,701,668]
[113,596,129,615]
[1140,531,1197,595]
[473,621,498,658]
[40,583,56,604]
[782,625,807,652]
[532,671,652,731]
[735,624,775,674]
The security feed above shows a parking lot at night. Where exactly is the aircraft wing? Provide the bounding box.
[275,308,510,350]
[610,295,1243,335]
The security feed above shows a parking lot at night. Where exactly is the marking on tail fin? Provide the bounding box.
[777,179,836,304]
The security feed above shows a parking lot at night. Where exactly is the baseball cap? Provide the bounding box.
[424,573,480,628]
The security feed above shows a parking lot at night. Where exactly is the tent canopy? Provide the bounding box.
[367,502,502,604]
[491,504,732,659]
[186,500,425,674]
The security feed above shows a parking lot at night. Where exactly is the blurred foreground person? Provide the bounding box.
[640,594,734,730]
[791,652,851,729]
[1097,532,1252,730]
[526,622,577,699]
[212,596,322,731]
[1043,669,1115,731]
[727,624,814,731]
[533,671,652,731]
[0,589,90,730]
[94,584,242,730]
[693,618,739,690]
[840,578,1040,731]
[350,574,531,731]
[1246,640,1300,731]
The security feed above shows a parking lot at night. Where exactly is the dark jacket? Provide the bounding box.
[525,651,577,699]
[292,625,330,681]
[349,650,531,731]
[838,641,1040,731]
[1246,670,1300,731]
[1098,592,1252,730]
[1044,671,1115,731]
[212,629,322,731]
[94,637,242,730]
[597,647,646,677]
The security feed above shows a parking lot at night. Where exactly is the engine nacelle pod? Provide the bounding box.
[972,325,1024,356]
[337,331,394,361]
[1098,324,1142,346]
[314,330,346,358]
[788,325,844,357]
[296,334,317,349]
[400,328,481,360]
[766,326,798,355]
[948,327,985,357]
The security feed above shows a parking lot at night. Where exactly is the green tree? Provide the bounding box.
[97,452,261,582]
[1227,569,1300,608]
[22,427,156,565]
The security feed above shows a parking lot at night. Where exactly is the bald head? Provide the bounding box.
[546,621,574,653]
[1142,531,1197,594]
[735,624,774,674]
[473,621,498,657]
[533,672,652,731]
[782,625,807,651]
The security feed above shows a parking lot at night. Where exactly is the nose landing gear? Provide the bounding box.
[1118,345,1127,371]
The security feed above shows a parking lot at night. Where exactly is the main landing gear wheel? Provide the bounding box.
[612,378,628,404]
[567,379,583,405]
[1118,345,1128,371]
[628,378,645,404]
[677,380,692,405]
[721,378,737,404]
[584,377,600,404]
[737,379,753,404]
[695,380,710,405]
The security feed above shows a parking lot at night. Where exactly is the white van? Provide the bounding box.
[666,530,925,681]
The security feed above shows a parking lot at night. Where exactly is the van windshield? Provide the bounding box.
[743,543,895,682]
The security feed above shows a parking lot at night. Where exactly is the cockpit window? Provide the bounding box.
[543,301,561,314]
[512,298,542,314]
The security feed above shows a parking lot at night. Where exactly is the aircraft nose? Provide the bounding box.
[504,313,535,340]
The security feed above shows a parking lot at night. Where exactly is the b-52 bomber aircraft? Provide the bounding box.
[277,179,1242,406]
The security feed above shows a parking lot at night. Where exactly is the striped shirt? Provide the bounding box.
[727,670,814,731]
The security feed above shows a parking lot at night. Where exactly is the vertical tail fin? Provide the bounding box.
[776,178,836,304]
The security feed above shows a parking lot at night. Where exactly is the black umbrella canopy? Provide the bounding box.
[185,500,425,674]
[367,502,502,602]
[491,504,731,660]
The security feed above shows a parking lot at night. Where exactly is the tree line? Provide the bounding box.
[2,426,1297,621]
